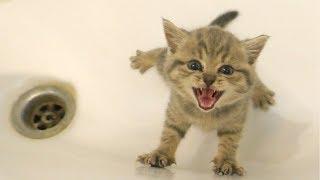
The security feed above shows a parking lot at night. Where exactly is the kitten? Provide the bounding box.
[130,11,275,176]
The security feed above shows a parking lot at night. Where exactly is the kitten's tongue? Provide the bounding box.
[197,88,216,110]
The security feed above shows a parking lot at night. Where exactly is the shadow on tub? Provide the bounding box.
[184,110,312,172]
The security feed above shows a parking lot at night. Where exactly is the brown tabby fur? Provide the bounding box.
[130,11,275,176]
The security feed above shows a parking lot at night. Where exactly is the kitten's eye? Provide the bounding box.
[187,59,202,71]
[218,65,234,75]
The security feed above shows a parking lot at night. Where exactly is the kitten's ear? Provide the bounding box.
[162,18,188,53]
[242,35,269,64]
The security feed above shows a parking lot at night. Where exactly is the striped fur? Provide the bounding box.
[132,11,275,176]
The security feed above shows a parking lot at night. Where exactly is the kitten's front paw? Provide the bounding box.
[130,50,153,74]
[252,86,275,111]
[137,151,175,168]
[212,157,245,176]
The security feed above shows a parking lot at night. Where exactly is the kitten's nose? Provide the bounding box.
[203,74,216,87]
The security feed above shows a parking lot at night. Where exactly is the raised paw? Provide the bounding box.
[212,158,245,176]
[130,50,154,74]
[137,151,175,168]
[252,85,275,111]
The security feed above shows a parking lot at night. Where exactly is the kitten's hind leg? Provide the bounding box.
[130,48,167,74]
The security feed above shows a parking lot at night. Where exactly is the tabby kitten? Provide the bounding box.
[130,11,274,176]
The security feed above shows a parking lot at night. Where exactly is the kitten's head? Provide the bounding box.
[162,19,268,111]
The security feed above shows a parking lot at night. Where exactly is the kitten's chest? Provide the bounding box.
[187,113,222,131]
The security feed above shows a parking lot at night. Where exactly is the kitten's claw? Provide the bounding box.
[137,151,175,168]
[252,85,275,111]
[212,157,245,176]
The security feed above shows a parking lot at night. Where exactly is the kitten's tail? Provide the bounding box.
[210,10,239,28]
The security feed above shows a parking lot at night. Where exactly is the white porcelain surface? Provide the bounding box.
[0,0,319,179]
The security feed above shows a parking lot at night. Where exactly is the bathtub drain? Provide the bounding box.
[11,83,76,139]
[31,102,65,130]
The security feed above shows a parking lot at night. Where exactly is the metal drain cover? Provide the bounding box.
[30,102,65,130]
[11,84,76,139]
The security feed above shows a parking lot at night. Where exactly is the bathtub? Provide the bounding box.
[0,0,318,179]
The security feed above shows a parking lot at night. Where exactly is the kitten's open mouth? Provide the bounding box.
[192,87,223,110]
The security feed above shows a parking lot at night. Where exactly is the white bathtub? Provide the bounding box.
[0,0,319,179]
